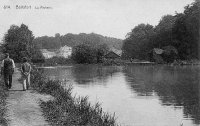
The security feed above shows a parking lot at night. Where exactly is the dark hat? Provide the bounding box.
[22,57,28,62]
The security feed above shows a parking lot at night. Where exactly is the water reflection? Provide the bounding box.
[40,65,200,125]
[124,65,200,124]
[39,65,122,86]
[38,66,74,81]
[71,65,122,85]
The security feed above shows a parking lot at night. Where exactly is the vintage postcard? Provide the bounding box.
[0,0,198,126]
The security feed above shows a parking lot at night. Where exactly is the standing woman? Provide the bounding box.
[21,57,31,91]
[1,53,15,89]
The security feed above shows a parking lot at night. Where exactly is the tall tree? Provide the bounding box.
[173,0,200,59]
[96,44,109,63]
[2,24,43,62]
[71,44,96,64]
[122,0,200,61]
[122,24,155,59]
[154,15,177,48]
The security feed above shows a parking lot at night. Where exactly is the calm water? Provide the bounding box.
[40,65,200,126]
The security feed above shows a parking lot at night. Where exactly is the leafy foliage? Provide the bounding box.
[71,44,109,64]
[2,24,44,62]
[154,15,177,47]
[122,0,200,61]
[33,33,122,50]
[172,1,200,59]
[122,24,155,60]
[72,44,96,64]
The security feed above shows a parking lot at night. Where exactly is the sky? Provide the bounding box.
[0,0,194,40]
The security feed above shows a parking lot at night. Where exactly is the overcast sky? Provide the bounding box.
[0,0,194,40]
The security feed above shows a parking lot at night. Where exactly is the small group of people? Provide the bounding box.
[1,53,31,91]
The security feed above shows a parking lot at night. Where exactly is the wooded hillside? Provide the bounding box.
[33,33,122,50]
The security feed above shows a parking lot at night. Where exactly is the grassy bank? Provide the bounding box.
[30,68,119,126]
[0,79,8,126]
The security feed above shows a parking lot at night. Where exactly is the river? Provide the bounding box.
[39,64,200,126]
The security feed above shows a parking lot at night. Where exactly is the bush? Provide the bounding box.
[71,44,109,64]
[71,44,96,64]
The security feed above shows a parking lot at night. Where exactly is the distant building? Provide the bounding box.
[41,45,72,59]
[104,51,120,59]
[110,48,122,56]
[149,46,178,63]
[41,49,56,59]
[149,48,165,64]
[57,45,72,58]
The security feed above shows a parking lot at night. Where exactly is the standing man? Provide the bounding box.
[1,53,15,89]
[21,57,31,91]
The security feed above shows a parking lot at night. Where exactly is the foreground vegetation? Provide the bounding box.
[30,68,118,126]
[0,80,8,126]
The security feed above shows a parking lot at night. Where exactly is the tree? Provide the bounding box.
[122,0,200,61]
[33,33,122,50]
[30,44,45,63]
[2,24,44,62]
[55,33,60,38]
[71,44,96,64]
[154,15,177,48]
[172,0,200,59]
[96,44,109,63]
[71,43,109,64]
[122,24,155,59]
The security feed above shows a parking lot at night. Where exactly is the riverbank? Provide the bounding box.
[35,57,200,67]
[31,68,119,126]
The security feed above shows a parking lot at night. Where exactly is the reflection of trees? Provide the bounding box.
[124,65,200,124]
[39,65,122,85]
[39,67,73,80]
[72,65,121,85]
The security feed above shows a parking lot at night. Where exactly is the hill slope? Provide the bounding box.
[33,33,123,50]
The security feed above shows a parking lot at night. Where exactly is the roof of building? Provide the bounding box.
[104,51,120,59]
[110,48,122,56]
[153,48,164,54]
[162,45,178,54]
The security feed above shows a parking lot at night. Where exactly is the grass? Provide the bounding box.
[30,68,119,126]
[0,78,8,126]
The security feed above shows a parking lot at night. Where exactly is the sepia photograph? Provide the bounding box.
[0,0,199,126]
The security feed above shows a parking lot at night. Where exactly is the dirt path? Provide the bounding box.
[6,69,51,126]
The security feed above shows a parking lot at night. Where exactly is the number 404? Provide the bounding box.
[3,5,11,9]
